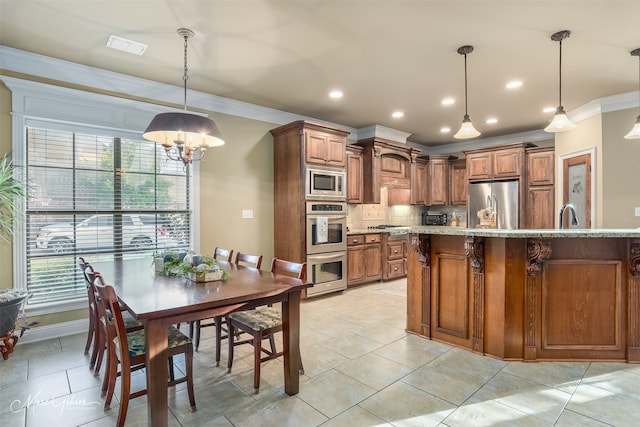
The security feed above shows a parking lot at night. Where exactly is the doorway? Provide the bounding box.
[561,152,592,228]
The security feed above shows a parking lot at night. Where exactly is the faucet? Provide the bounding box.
[559,203,579,229]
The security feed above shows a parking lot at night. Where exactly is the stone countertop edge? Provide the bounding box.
[401,226,640,238]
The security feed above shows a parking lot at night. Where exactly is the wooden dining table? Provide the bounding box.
[94,257,310,427]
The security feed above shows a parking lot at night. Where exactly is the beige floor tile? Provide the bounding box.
[473,371,571,423]
[320,405,392,427]
[566,382,640,425]
[502,361,589,393]
[299,343,350,378]
[226,393,327,427]
[320,333,384,360]
[402,361,490,405]
[554,409,612,427]
[0,356,28,387]
[13,337,62,360]
[335,352,412,390]
[27,348,91,378]
[374,335,451,369]
[66,364,104,394]
[429,347,506,380]
[352,321,407,345]
[580,363,640,400]
[0,371,70,416]
[297,369,376,418]
[60,333,89,352]
[443,395,550,427]
[24,386,106,427]
[359,381,455,427]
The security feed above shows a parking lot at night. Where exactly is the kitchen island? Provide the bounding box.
[406,227,640,363]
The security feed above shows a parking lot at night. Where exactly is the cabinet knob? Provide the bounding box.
[393,267,398,271]
[353,239,359,243]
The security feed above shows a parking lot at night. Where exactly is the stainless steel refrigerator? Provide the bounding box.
[468,180,519,229]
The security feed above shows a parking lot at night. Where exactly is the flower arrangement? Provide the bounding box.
[154,250,228,281]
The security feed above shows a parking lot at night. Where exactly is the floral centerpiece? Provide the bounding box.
[155,250,228,282]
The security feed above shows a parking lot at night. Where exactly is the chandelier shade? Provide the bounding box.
[624,48,640,139]
[454,45,480,140]
[545,30,576,133]
[143,28,224,165]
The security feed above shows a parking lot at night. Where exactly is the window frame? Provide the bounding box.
[6,77,201,316]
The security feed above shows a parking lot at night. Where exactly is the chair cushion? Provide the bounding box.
[228,307,281,331]
[114,325,192,358]
[122,310,143,330]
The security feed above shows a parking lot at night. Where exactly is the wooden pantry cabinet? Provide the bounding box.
[449,158,467,206]
[347,233,382,285]
[270,121,350,263]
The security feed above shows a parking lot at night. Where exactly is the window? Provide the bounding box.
[25,127,190,304]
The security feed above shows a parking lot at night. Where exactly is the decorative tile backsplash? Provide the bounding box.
[347,187,468,229]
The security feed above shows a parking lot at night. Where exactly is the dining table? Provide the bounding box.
[93,257,310,427]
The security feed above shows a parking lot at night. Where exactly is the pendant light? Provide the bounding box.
[454,45,481,139]
[624,48,640,139]
[545,30,576,132]
[143,28,224,165]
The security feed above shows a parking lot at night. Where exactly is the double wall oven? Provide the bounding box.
[305,201,347,296]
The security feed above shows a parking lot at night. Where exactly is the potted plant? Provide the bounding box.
[0,153,31,359]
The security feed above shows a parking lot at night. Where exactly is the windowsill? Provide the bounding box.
[25,297,87,317]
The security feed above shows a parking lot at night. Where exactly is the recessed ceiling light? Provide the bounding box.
[486,118,498,124]
[106,34,147,55]
[441,98,455,105]
[506,80,522,89]
[392,111,404,118]
[440,127,451,133]
[543,107,556,113]
[329,90,343,98]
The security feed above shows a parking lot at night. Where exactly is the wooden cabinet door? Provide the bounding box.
[386,241,404,260]
[428,158,448,205]
[304,130,346,167]
[347,244,365,285]
[526,186,555,229]
[411,160,427,205]
[493,148,522,179]
[364,243,382,282]
[346,149,363,204]
[527,149,554,186]
[449,159,467,205]
[326,135,346,168]
[466,152,493,181]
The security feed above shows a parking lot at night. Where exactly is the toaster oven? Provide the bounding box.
[422,213,448,226]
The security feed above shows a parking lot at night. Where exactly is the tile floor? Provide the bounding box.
[2,278,640,426]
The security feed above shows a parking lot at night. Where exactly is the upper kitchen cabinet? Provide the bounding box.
[411,158,428,205]
[355,137,421,204]
[465,142,533,181]
[525,146,555,229]
[449,158,467,206]
[304,128,348,168]
[425,155,455,206]
[346,144,363,204]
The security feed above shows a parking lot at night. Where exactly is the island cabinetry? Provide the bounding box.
[382,234,409,280]
[525,147,555,229]
[407,230,640,363]
[270,121,350,263]
[347,233,381,285]
[449,158,467,206]
[465,143,531,181]
[355,137,420,204]
[346,145,363,204]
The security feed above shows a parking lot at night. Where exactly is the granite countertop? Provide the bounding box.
[404,226,640,238]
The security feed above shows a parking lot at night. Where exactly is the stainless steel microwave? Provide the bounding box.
[305,166,346,200]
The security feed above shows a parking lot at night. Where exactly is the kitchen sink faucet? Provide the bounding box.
[559,203,579,229]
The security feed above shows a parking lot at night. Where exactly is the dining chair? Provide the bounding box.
[93,273,196,427]
[213,246,234,262]
[193,251,263,356]
[226,258,306,393]
[81,262,143,376]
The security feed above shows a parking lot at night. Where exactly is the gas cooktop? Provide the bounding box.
[367,225,411,229]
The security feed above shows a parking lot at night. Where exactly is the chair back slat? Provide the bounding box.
[270,258,306,281]
[235,252,263,269]
[93,273,130,362]
[213,247,234,262]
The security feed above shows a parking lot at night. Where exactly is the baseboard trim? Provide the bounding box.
[18,318,89,344]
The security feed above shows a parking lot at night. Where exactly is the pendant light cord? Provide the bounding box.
[558,39,563,107]
[183,33,189,112]
[464,53,469,116]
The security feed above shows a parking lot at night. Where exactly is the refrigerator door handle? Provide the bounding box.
[493,195,499,227]
[487,195,492,209]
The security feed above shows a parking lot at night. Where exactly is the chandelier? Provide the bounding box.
[143,28,224,165]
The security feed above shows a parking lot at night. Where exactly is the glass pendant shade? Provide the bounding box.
[624,116,640,139]
[454,114,481,139]
[544,106,576,132]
